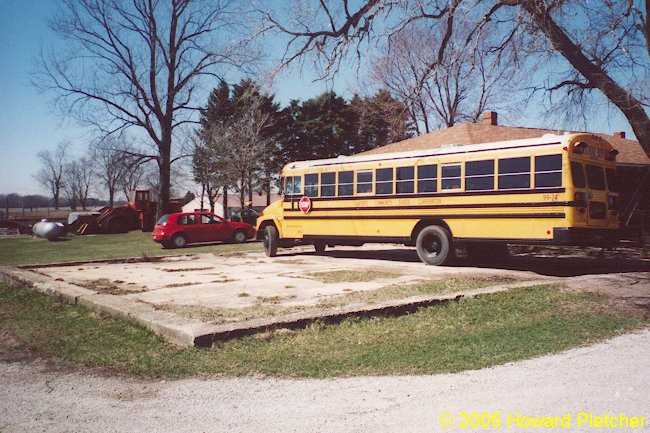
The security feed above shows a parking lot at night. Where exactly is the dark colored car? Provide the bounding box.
[229,208,260,226]
[152,212,256,248]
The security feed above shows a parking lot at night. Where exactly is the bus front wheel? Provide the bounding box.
[416,225,451,266]
[264,225,279,257]
[313,240,326,254]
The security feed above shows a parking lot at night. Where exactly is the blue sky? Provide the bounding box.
[0,1,636,196]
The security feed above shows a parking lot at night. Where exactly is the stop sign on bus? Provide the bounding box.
[299,196,311,214]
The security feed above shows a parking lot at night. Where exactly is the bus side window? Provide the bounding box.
[535,155,562,188]
[321,172,336,197]
[376,168,394,195]
[465,160,494,191]
[338,171,354,196]
[305,173,319,197]
[356,171,373,194]
[417,164,437,193]
[498,157,531,190]
[570,162,586,188]
[441,164,462,190]
[396,166,414,194]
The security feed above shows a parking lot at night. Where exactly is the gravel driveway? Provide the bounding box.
[1,329,648,433]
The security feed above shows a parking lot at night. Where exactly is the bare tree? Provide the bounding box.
[192,139,225,213]
[63,157,94,211]
[120,162,148,202]
[35,141,70,209]
[371,25,521,133]
[262,0,650,154]
[94,137,131,207]
[35,0,258,214]
[203,94,276,211]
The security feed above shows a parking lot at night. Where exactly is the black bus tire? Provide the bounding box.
[416,225,451,266]
[313,240,326,254]
[264,225,278,257]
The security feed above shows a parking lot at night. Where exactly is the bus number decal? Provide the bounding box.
[543,193,559,202]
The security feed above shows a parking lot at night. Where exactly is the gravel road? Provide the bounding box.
[1,329,648,433]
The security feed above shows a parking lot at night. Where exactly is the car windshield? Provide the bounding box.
[156,215,168,224]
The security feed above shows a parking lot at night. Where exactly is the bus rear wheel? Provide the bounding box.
[263,225,278,257]
[416,225,451,266]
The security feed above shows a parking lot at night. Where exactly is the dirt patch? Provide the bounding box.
[0,330,21,349]
[161,267,214,273]
[79,279,146,295]
[163,282,203,288]
[559,272,650,319]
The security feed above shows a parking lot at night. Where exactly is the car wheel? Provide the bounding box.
[171,234,188,248]
[263,225,278,257]
[313,241,326,254]
[415,225,451,266]
[232,230,247,244]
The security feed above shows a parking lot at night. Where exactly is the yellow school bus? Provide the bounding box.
[256,133,619,265]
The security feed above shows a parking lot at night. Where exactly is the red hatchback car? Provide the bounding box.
[152,212,256,248]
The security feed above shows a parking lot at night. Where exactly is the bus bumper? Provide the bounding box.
[553,228,619,247]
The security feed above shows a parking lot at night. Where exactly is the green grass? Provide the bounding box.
[306,270,401,283]
[0,232,262,266]
[1,282,646,378]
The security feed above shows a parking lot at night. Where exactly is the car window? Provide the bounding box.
[185,214,197,225]
[201,214,222,224]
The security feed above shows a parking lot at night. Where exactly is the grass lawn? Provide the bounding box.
[0,231,262,266]
[1,283,646,378]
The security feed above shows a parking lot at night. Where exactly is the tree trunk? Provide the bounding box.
[158,135,172,215]
[223,187,229,219]
[522,0,650,156]
[266,175,271,206]
[248,176,253,209]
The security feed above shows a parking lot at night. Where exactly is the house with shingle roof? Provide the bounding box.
[359,111,650,244]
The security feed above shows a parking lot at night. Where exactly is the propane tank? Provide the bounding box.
[33,219,66,241]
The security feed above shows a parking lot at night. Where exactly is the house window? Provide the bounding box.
[376,168,394,195]
[417,164,437,193]
[441,164,462,190]
[356,171,373,194]
[338,171,354,196]
[465,160,494,191]
[535,155,562,188]
[396,166,414,194]
[321,172,336,197]
[305,173,319,197]
[498,157,530,190]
